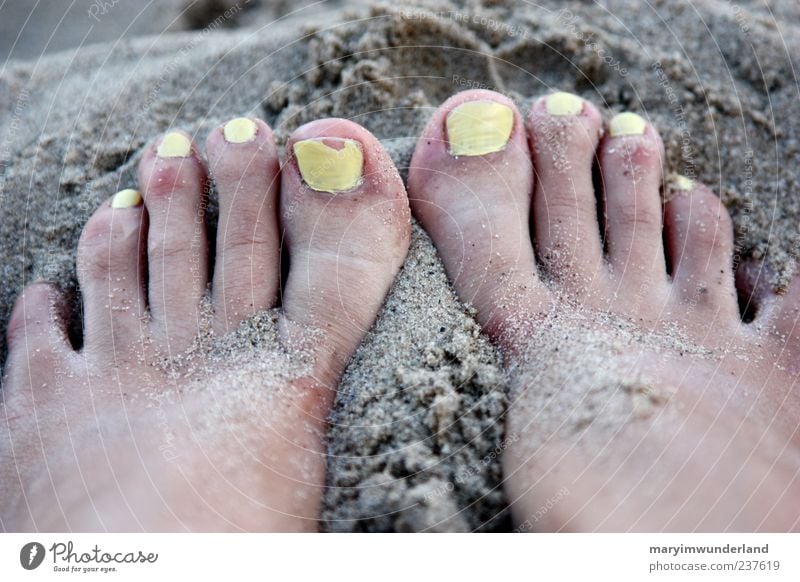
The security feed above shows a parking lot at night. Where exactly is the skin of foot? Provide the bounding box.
[0,117,410,531]
[409,89,800,531]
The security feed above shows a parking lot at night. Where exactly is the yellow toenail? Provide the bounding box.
[609,112,647,137]
[111,188,142,209]
[156,132,192,158]
[223,117,257,143]
[294,138,363,193]
[670,174,694,191]
[545,92,583,116]
[446,101,514,157]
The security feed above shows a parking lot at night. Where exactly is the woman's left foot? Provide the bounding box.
[409,90,800,531]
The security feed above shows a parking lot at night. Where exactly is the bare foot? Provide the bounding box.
[409,90,800,531]
[1,118,409,531]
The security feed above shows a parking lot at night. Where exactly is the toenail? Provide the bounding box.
[111,188,143,209]
[223,117,257,143]
[446,100,514,157]
[293,138,363,193]
[609,112,647,137]
[669,173,694,191]
[156,132,192,158]
[545,92,583,116]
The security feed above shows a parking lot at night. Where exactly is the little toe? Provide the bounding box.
[663,176,739,324]
[76,189,148,357]
[600,112,668,291]
[529,92,605,290]
[754,273,800,365]
[408,90,549,345]
[280,118,410,386]
[206,117,281,334]
[137,130,209,350]
[5,282,71,379]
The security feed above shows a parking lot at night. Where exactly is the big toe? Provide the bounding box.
[408,90,550,348]
[279,118,410,386]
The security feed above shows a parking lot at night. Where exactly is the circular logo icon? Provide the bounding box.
[20,542,45,570]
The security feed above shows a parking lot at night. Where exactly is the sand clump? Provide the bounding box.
[324,226,508,532]
[1,0,799,530]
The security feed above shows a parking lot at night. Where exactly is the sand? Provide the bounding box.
[1,0,798,531]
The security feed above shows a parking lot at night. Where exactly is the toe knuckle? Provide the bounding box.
[615,202,661,229]
[143,165,203,203]
[79,237,114,278]
[147,239,195,263]
[607,137,660,168]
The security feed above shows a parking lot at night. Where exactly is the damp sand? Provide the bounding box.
[1,0,799,531]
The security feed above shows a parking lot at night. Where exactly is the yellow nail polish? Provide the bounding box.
[111,188,142,209]
[156,132,192,158]
[545,92,583,116]
[293,138,363,193]
[609,112,647,137]
[446,101,514,157]
[223,117,257,143]
[670,174,694,191]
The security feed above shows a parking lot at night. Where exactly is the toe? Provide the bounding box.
[663,176,739,324]
[408,90,549,345]
[137,130,209,350]
[281,118,410,386]
[529,92,605,291]
[77,190,148,357]
[206,117,281,334]
[600,112,667,292]
[754,274,800,365]
[5,282,71,376]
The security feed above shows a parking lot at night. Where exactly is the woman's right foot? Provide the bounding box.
[1,117,409,531]
[409,90,800,531]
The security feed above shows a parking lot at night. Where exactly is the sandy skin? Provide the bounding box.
[409,89,800,531]
[0,117,409,531]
